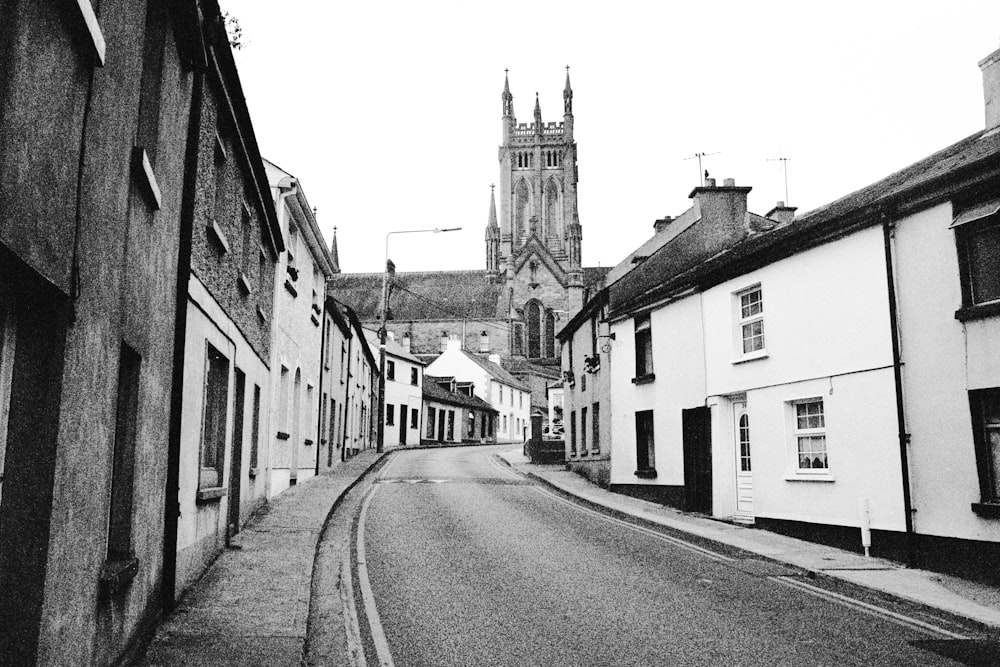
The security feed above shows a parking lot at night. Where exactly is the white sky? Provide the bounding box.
[222,0,1000,274]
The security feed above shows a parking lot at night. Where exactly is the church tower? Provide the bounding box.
[490,69,580,274]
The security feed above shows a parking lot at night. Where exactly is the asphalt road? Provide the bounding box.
[336,446,987,666]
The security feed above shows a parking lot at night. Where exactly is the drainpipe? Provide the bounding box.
[315,302,326,474]
[882,214,915,565]
[342,326,354,461]
[163,67,204,610]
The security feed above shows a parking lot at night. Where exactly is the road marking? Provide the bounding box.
[357,485,396,666]
[487,453,525,480]
[339,556,367,667]
[772,575,969,640]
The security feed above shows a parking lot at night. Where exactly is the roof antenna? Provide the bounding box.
[684,152,720,186]
[767,155,792,204]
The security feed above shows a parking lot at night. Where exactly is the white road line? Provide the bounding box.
[339,555,367,667]
[356,485,396,667]
[772,575,969,640]
[487,452,525,480]
[530,484,734,563]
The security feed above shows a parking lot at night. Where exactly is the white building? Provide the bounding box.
[264,161,337,496]
[365,330,425,448]
[426,338,531,443]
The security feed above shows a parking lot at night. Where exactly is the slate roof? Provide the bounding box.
[609,127,1000,318]
[462,352,531,392]
[503,356,562,380]
[329,266,611,323]
[423,375,497,412]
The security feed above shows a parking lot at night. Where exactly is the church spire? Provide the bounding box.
[488,184,498,229]
[533,92,542,132]
[563,65,573,115]
[485,185,500,274]
[502,69,513,118]
[329,225,340,273]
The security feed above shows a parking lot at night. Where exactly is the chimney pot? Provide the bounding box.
[653,216,673,233]
[979,46,1000,131]
[723,178,736,187]
[705,177,717,187]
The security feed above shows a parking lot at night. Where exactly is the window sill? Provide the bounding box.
[75,0,107,66]
[207,220,230,254]
[257,306,267,323]
[237,272,252,296]
[304,438,313,446]
[971,502,1000,518]
[635,468,658,479]
[733,350,769,365]
[276,431,290,440]
[133,147,162,210]
[284,279,298,298]
[311,313,320,327]
[784,473,835,483]
[99,556,139,595]
[196,486,227,502]
[579,449,588,457]
[631,373,656,386]
[955,301,1000,322]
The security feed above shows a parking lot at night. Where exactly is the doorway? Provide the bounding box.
[682,406,712,514]
[399,405,407,446]
[734,400,754,522]
[228,368,246,541]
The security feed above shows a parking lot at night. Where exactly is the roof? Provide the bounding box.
[423,375,497,412]
[463,352,531,391]
[503,356,562,380]
[263,159,336,277]
[362,329,426,366]
[329,270,506,321]
[609,127,1000,318]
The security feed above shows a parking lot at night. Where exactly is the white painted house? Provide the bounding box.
[264,160,337,497]
[365,329,425,448]
[426,338,531,443]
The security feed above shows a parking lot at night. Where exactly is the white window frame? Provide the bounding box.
[787,397,833,480]
[734,284,767,363]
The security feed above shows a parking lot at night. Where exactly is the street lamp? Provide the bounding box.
[377,227,461,452]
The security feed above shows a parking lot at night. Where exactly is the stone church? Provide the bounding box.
[329,70,609,415]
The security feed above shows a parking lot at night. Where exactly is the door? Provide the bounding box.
[228,368,246,541]
[399,405,407,446]
[437,409,446,443]
[734,401,754,521]
[682,406,712,514]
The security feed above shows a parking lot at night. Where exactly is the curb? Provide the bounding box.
[497,455,997,635]
[304,451,393,664]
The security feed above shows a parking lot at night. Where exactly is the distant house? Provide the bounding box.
[317,294,351,473]
[365,330,425,448]
[343,306,379,455]
[422,376,498,445]
[264,160,337,496]
[426,338,532,442]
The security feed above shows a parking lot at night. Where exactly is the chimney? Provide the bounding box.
[447,337,463,352]
[488,353,502,367]
[653,216,673,234]
[688,176,752,245]
[387,331,395,342]
[766,201,797,225]
[980,44,1000,131]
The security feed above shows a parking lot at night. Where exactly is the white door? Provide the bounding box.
[734,401,754,521]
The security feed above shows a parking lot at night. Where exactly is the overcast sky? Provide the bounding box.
[221,1,1000,274]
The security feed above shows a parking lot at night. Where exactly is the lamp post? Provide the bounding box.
[377,227,461,452]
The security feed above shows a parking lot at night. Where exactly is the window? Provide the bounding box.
[635,410,655,475]
[544,309,555,358]
[402,332,411,352]
[513,322,524,356]
[447,411,455,441]
[956,209,1000,314]
[591,402,600,454]
[519,392,523,408]
[503,415,508,433]
[580,407,588,453]
[468,413,476,438]
[739,412,751,472]
[480,331,489,353]
[426,406,436,438]
[794,399,828,470]
[410,407,419,429]
[971,388,1000,508]
[386,403,395,425]
[634,314,653,379]
[738,285,765,355]
[569,410,577,455]
[108,344,141,561]
[440,332,448,352]
[499,386,504,403]
[250,384,261,470]
[201,344,230,489]
[328,398,337,465]
[527,301,541,358]
[410,367,418,386]
[386,360,395,381]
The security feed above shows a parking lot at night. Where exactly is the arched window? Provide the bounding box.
[544,179,561,241]
[515,179,530,240]
[544,309,556,358]
[513,322,524,356]
[527,301,542,358]
[440,332,449,352]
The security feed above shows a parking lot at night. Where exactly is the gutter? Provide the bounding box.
[882,214,916,564]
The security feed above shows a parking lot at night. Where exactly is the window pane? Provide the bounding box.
[968,223,1000,304]
[797,435,828,469]
[989,426,1000,499]
[742,320,764,353]
[740,289,762,318]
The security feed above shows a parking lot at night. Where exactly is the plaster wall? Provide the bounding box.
[562,310,612,482]
[893,201,1000,542]
[383,354,423,448]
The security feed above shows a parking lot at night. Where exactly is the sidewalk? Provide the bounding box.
[497,447,1000,630]
[139,450,386,666]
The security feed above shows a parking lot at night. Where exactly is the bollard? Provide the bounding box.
[859,498,872,557]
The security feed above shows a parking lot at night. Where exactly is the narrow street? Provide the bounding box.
[319,446,984,666]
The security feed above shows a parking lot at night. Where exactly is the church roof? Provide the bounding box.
[328,270,506,321]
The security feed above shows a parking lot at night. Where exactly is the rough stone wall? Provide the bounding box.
[189,83,275,366]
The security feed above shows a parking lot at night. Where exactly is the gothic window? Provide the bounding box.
[513,322,525,356]
[544,178,561,241]
[515,179,530,240]
[544,309,556,358]
[527,301,542,358]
